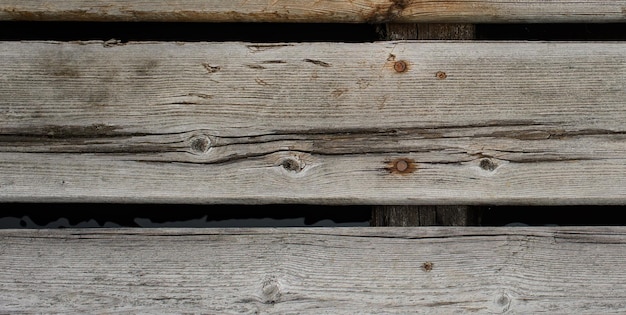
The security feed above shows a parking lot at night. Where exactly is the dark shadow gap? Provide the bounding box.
[0,22,381,42]
[1,204,625,228]
[481,206,626,227]
[2,22,626,42]
[0,204,371,228]
[476,23,626,41]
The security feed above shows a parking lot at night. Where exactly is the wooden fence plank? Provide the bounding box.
[2,227,626,313]
[1,41,626,205]
[372,22,478,226]
[0,0,625,23]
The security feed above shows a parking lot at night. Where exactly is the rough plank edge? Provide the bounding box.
[0,1,625,23]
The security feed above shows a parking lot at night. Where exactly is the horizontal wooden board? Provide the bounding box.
[2,227,626,313]
[1,41,625,205]
[0,1,625,23]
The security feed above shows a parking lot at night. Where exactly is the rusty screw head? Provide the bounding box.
[436,71,447,79]
[394,61,408,73]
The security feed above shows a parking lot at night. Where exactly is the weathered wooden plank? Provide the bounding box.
[0,0,625,23]
[1,41,626,205]
[2,227,626,313]
[373,22,478,226]
[371,205,481,226]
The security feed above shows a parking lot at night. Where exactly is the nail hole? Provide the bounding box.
[422,262,433,272]
[480,159,497,171]
[436,71,447,79]
[394,60,408,73]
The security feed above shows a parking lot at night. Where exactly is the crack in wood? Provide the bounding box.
[303,59,331,67]
[246,44,294,53]
[1,125,620,165]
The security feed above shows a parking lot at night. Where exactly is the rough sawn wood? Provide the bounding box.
[0,0,625,23]
[1,41,625,204]
[2,227,626,313]
[372,21,478,226]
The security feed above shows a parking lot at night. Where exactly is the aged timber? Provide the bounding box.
[1,41,625,204]
[372,21,478,226]
[0,1,625,23]
[2,227,626,313]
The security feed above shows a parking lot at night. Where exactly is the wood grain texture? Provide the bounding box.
[2,227,626,313]
[0,0,625,23]
[372,23,477,226]
[417,23,476,40]
[371,205,481,226]
[1,41,626,205]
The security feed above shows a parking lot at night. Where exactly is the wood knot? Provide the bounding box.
[261,277,282,304]
[494,292,512,312]
[189,135,211,154]
[479,158,497,171]
[281,158,303,172]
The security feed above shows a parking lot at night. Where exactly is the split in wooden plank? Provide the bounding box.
[0,0,626,23]
[1,41,626,204]
[2,227,626,313]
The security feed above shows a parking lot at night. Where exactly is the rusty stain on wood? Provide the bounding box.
[1,41,626,204]
[386,158,416,175]
[393,60,408,73]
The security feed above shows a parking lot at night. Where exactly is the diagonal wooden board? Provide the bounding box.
[1,41,625,204]
[0,0,625,23]
[2,227,626,313]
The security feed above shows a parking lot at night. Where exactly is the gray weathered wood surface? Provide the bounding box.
[372,22,478,225]
[2,227,626,313]
[0,0,625,23]
[1,41,625,205]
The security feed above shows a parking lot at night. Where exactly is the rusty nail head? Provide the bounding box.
[436,71,447,79]
[387,158,416,175]
[395,159,409,172]
[394,61,407,73]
